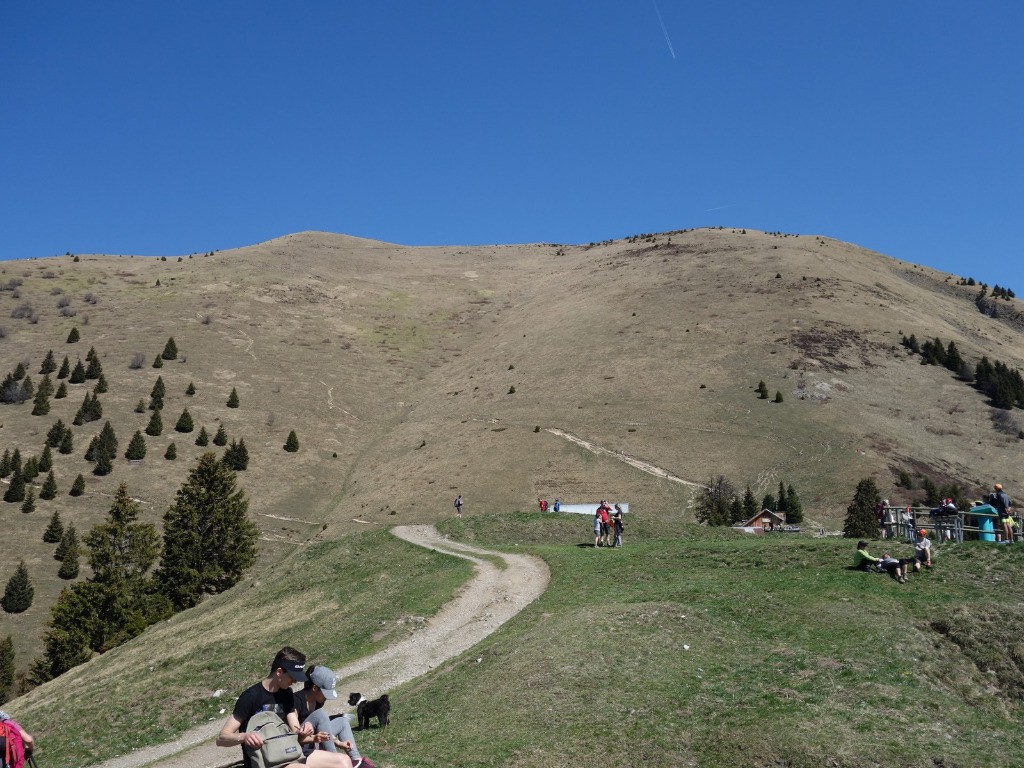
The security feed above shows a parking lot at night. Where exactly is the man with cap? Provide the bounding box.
[294,665,375,768]
[216,646,353,768]
[990,483,1015,543]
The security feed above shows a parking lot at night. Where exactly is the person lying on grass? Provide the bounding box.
[878,552,911,584]
[216,646,353,768]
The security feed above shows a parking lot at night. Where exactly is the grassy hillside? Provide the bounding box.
[9,515,1024,767]
[0,227,1022,760]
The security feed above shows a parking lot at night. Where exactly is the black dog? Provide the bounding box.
[347,692,390,730]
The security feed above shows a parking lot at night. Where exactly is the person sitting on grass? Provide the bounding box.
[216,646,352,768]
[293,665,376,768]
[854,540,881,571]
[912,528,933,571]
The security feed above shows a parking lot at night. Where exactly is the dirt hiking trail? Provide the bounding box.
[96,525,549,768]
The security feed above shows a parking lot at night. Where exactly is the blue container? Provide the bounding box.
[979,516,995,542]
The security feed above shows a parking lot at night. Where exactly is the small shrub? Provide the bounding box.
[774,391,784,403]
[508,385,516,394]
[185,381,196,396]
[56,296,70,308]
[129,352,145,369]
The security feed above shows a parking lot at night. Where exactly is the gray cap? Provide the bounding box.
[309,666,338,699]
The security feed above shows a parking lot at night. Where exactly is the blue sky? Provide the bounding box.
[2,2,1022,290]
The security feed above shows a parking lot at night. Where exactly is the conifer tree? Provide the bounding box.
[175,408,194,433]
[135,398,146,413]
[757,380,769,399]
[729,496,745,524]
[151,376,166,399]
[283,430,299,452]
[212,423,228,446]
[85,436,98,462]
[46,419,68,447]
[55,524,75,561]
[69,473,85,497]
[165,442,177,460]
[762,493,776,512]
[22,456,39,481]
[185,381,196,396]
[40,349,57,375]
[37,373,54,398]
[59,429,74,455]
[94,451,113,476]
[152,354,163,369]
[1,562,33,613]
[85,346,97,363]
[9,449,21,480]
[0,635,14,703]
[40,469,58,500]
[86,355,102,380]
[57,355,70,379]
[20,376,34,401]
[0,449,10,479]
[777,481,788,513]
[58,543,80,580]
[88,392,103,421]
[35,486,163,681]
[125,431,147,460]
[93,373,108,394]
[785,484,803,525]
[157,453,259,610]
[20,487,36,514]
[39,444,53,472]
[70,359,86,383]
[223,438,249,471]
[3,470,25,503]
[161,337,178,360]
[742,487,758,519]
[694,475,735,526]
[195,426,209,446]
[145,409,163,437]
[12,363,25,381]
[55,381,68,399]
[843,479,880,538]
[226,387,240,408]
[774,391,784,403]
[43,510,64,542]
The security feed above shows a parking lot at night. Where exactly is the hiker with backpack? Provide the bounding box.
[216,646,352,768]
[0,710,34,768]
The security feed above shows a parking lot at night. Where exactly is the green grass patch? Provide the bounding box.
[370,515,1024,767]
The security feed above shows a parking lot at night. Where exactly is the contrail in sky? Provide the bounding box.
[653,1,676,60]
[705,203,739,212]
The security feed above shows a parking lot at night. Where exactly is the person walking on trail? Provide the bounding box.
[454,495,463,518]
[990,483,1014,543]
[216,646,353,768]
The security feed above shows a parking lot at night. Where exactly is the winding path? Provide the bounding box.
[95,525,549,768]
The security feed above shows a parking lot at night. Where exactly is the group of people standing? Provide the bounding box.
[593,501,624,547]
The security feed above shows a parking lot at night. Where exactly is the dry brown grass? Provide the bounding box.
[0,228,1022,679]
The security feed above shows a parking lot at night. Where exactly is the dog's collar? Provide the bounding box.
[353,695,367,706]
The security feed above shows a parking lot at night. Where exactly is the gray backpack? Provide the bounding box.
[244,711,302,768]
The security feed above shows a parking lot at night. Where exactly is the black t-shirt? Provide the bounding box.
[232,681,296,768]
